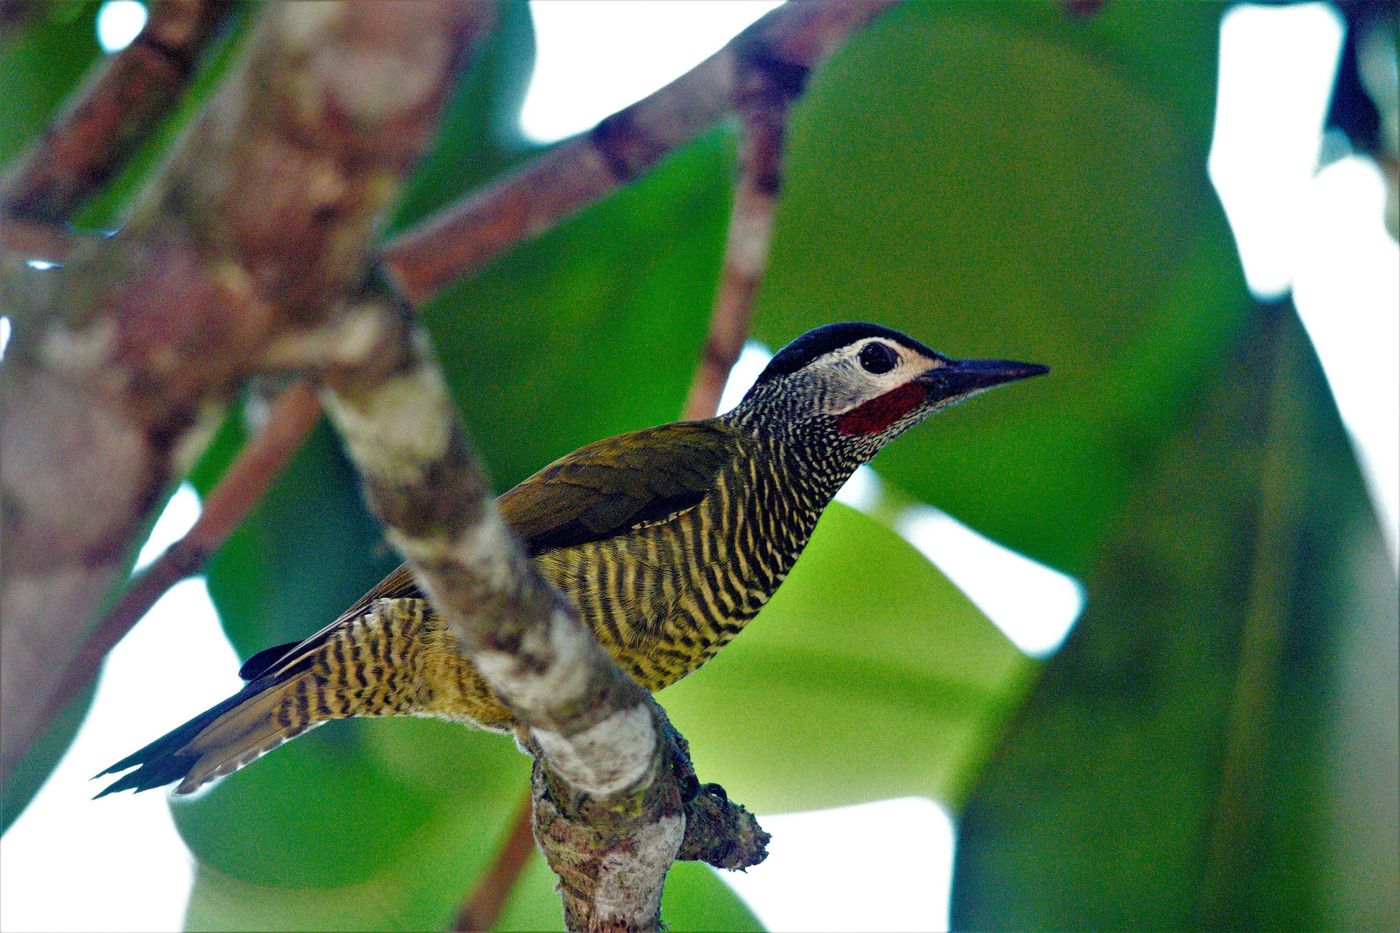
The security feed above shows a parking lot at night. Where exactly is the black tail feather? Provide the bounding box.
[93,686,258,797]
[237,640,302,681]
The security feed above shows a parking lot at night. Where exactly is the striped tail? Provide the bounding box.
[94,598,511,797]
[93,668,328,797]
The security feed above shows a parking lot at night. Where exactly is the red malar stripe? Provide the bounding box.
[835,382,926,437]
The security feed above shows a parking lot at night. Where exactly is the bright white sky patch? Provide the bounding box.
[0,317,10,362]
[96,0,148,55]
[1293,154,1400,565]
[898,506,1085,658]
[721,797,956,933]
[134,482,200,572]
[717,340,774,414]
[0,589,240,931]
[1208,3,1344,298]
[0,483,239,931]
[520,0,783,143]
[834,464,882,512]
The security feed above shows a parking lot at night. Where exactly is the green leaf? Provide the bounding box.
[199,418,398,657]
[753,0,1246,577]
[0,3,101,169]
[950,306,1400,930]
[660,503,1031,814]
[182,724,529,931]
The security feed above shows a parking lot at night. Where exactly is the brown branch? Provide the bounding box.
[681,35,803,421]
[455,789,537,932]
[36,381,321,731]
[319,273,768,931]
[0,0,235,225]
[321,274,674,930]
[380,0,897,306]
[1,1,492,781]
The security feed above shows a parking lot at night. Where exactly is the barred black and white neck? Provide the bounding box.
[724,322,951,489]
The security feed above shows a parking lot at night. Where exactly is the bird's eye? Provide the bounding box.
[858,342,898,375]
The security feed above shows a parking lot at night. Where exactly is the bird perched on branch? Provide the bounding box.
[97,322,1046,796]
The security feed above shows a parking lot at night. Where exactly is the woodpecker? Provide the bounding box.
[97,322,1046,796]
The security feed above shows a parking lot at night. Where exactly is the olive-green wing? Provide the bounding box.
[497,418,740,556]
[237,419,740,682]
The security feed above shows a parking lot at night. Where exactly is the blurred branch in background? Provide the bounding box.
[0,0,232,224]
[1,0,491,780]
[69,0,899,682]
[39,381,322,738]
[381,0,895,305]
[3,2,891,926]
[681,28,799,420]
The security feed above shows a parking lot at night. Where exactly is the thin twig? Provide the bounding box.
[455,789,536,932]
[0,0,235,224]
[681,35,802,420]
[380,0,896,306]
[39,381,322,727]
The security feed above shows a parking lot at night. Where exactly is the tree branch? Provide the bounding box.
[380,0,896,306]
[0,0,235,225]
[1,1,492,780]
[681,31,804,420]
[37,381,322,730]
[319,273,765,931]
[435,7,885,922]
[39,0,899,689]
[455,789,537,932]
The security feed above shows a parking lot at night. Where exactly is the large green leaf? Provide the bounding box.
[0,3,101,168]
[753,0,1245,577]
[950,306,1400,930]
[182,721,529,931]
[661,502,1031,814]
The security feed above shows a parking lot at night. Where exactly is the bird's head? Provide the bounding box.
[735,322,1048,464]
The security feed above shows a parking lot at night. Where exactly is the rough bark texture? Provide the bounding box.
[1,0,492,779]
[319,275,769,931]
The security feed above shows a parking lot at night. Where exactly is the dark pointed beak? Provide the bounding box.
[917,357,1050,403]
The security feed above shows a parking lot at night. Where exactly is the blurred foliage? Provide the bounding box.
[951,304,1399,929]
[0,2,100,167]
[3,0,1396,931]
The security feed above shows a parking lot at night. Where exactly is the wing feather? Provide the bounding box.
[229,419,739,684]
